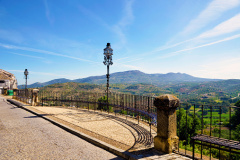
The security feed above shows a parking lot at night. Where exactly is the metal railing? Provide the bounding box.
[177,103,240,160]
[13,89,32,104]
[38,90,157,126]
[14,89,240,159]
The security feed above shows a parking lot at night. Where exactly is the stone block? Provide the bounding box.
[154,94,179,153]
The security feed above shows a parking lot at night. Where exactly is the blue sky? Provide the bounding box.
[1,0,240,85]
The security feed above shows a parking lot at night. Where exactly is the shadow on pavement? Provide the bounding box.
[129,147,166,159]
[24,114,52,118]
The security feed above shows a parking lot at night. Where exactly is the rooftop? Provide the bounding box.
[0,69,15,80]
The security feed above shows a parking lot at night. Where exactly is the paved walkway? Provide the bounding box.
[0,96,123,160]
[29,106,156,151]
[3,95,191,160]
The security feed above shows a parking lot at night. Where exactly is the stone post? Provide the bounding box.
[3,87,8,95]
[31,89,39,106]
[13,88,18,99]
[154,94,179,153]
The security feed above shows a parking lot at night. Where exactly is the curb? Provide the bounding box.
[7,99,139,160]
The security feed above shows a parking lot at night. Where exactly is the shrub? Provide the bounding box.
[97,96,112,112]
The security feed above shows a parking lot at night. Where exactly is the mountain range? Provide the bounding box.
[18,70,221,89]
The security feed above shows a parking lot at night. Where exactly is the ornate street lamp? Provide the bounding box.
[103,43,113,113]
[24,69,28,95]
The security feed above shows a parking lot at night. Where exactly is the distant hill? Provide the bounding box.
[164,79,240,94]
[73,70,151,84]
[19,70,220,88]
[16,70,240,106]
[38,82,169,96]
[18,78,71,89]
[160,79,240,101]
[74,70,218,85]
[39,82,104,93]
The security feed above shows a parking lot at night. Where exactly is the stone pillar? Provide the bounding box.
[13,88,18,99]
[154,94,179,153]
[3,87,8,95]
[31,89,39,106]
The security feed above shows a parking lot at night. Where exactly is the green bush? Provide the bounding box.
[120,110,127,115]
[231,100,240,129]
[97,96,113,112]
[177,108,201,144]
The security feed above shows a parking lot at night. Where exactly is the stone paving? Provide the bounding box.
[0,95,124,160]
[4,95,192,160]
[24,105,156,151]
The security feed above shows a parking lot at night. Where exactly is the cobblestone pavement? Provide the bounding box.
[32,106,156,151]
[0,96,123,160]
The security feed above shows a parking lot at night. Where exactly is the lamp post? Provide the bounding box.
[24,69,28,96]
[103,43,113,113]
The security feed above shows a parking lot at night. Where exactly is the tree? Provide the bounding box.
[220,106,228,114]
[177,108,201,144]
[97,96,108,111]
[186,104,191,110]
[231,100,240,129]
[234,124,240,141]
[97,96,112,112]
[203,110,208,115]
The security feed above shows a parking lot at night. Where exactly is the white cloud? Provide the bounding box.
[77,0,134,46]
[0,43,99,64]
[111,25,127,44]
[182,0,240,35]
[112,0,135,45]
[7,70,79,79]
[43,0,54,25]
[198,13,240,39]
[138,12,240,60]
[118,0,135,28]
[8,52,45,59]
[7,52,53,64]
[137,12,240,60]
[158,34,240,59]
[123,33,240,61]
[143,38,194,56]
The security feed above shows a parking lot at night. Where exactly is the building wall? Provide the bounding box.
[0,69,18,90]
[0,80,9,89]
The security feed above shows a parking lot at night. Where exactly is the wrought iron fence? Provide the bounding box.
[14,89,240,159]
[14,89,33,104]
[177,103,240,160]
[38,90,157,126]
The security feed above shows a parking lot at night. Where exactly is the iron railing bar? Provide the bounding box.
[192,104,196,159]
[229,106,232,160]
[185,103,188,156]
[193,141,240,154]
[210,105,212,160]
[201,105,203,159]
[219,106,222,160]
